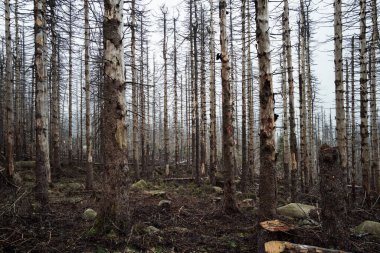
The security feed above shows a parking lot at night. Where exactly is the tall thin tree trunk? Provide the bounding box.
[359,0,370,204]
[140,14,146,178]
[256,0,277,218]
[174,17,179,172]
[299,0,309,192]
[209,0,217,185]
[200,9,207,178]
[131,0,139,180]
[247,2,255,184]
[68,0,73,165]
[371,0,380,193]
[282,15,290,195]
[34,0,49,206]
[15,0,22,160]
[98,0,128,229]
[219,0,239,214]
[162,7,170,177]
[240,0,248,193]
[334,0,347,202]
[50,0,61,180]
[5,0,14,179]
[85,0,93,189]
[284,0,298,201]
[350,39,356,202]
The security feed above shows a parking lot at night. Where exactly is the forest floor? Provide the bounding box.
[1,164,380,253]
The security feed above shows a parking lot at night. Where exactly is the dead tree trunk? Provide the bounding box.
[98,0,128,230]
[351,36,356,202]
[256,0,277,218]
[359,0,370,204]
[219,0,239,214]
[4,0,14,179]
[319,145,348,248]
[34,0,50,207]
[284,0,298,201]
[209,0,217,185]
[85,0,93,189]
[334,0,347,197]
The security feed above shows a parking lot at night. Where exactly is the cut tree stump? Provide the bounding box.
[319,145,348,247]
[264,241,351,253]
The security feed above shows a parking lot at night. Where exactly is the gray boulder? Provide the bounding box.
[277,203,317,219]
[354,220,380,237]
[83,208,97,221]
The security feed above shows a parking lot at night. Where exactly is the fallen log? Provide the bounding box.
[14,161,35,169]
[264,241,350,253]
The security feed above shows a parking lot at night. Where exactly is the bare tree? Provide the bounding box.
[219,0,239,214]
[4,0,14,179]
[256,0,277,217]
[98,0,128,230]
[85,0,93,189]
[34,0,50,207]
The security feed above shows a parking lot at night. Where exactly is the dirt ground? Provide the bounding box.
[1,165,380,252]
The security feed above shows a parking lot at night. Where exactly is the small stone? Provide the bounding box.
[213,186,223,194]
[83,208,97,221]
[145,225,160,234]
[354,220,380,237]
[158,200,171,209]
[144,190,166,197]
[131,179,148,190]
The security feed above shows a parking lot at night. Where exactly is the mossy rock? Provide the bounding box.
[83,208,97,221]
[144,190,166,197]
[131,179,148,190]
[213,186,223,194]
[354,220,380,237]
[277,203,317,219]
[144,225,160,235]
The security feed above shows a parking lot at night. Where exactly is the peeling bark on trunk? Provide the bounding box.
[219,0,239,214]
[256,0,277,218]
[98,0,128,230]
[284,0,298,201]
[34,0,49,207]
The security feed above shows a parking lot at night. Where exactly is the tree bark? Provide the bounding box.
[68,0,73,165]
[334,0,347,202]
[351,36,356,202]
[98,0,128,230]
[219,0,239,214]
[209,0,217,186]
[34,0,50,207]
[359,0,370,204]
[319,145,348,247]
[240,0,248,193]
[284,0,298,201]
[50,0,61,180]
[371,0,380,193]
[256,0,277,218]
[131,0,139,180]
[85,0,93,189]
[5,0,14,180]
